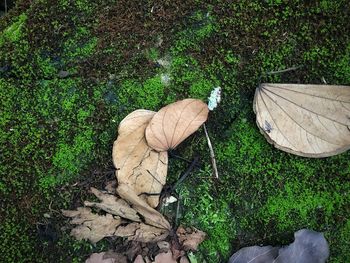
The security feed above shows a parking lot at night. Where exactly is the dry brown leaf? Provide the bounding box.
[254,84,350,157]
[117,184,171,230]
[153,251,177,263]
[102,251,128,263]
[62,207,122,243]
[180,256,190,263]
[84,187,140,222]
[157,241,170,253]
[115,222,169,243]
[85,252,119,263]
[145,99,209,152]
[176,226,206,251]
[113,109,168,208]
[105,180,117,194]
[134,255,145,263]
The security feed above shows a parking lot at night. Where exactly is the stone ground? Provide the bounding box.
[0,1,349,262]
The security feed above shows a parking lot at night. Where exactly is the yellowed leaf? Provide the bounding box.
[62,207,122,243]
[254,84,350,157]
[117,184,171,230]
[145,99,209,152]
[84,187,140,222]
[115,222,169,243]
[113,110,168,208]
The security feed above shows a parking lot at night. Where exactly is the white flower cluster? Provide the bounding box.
[208,87,221,111]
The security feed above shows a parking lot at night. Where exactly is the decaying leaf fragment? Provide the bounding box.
[62,207,122,243]
[115,222,169,243]
[176,226,206,251]
[112,110,168,208]
[145,99,209,152]
[84,187,140,222]
[117,184,171,230]
[254,83,350,157]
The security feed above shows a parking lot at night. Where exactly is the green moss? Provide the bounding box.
[117,75,165,111]
[329,219,350,262]
[34,52,57,79]
[0,13,27,47]
[0,213,37,262]
[63,27,98,63]
[171,11,216,54]
[180,173,236,262]
[331,43,350,83]
[260,181,346,230]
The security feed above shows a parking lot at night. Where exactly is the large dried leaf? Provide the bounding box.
[117,184,171,230]
[84,187,140,222]
[115,222,169,243]
[145,99,209,152]
[62,207,122,243]
[254,84,350,157]
[113,110,168,208]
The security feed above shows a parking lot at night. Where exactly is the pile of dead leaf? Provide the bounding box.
[62,99,209,262]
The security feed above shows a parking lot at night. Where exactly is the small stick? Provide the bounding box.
[203,124,219,179]
[175,195,181,226]
[266,65,302,75]
[5,0,7,13]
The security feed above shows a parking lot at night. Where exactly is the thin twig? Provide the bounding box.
[203,124,219,179]
[175,195,181,226]
[5,0,7,14]
[266,65,302,75]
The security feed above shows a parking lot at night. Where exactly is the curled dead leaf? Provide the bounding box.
[254,84,350,157]
[84,187,140,222]
[62,207,122,243]
[176,226,206,251]
[113,110,168,208]
[145,99,209,152]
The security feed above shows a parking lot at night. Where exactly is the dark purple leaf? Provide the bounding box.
[274,229,329,263]
[228,246,279,263]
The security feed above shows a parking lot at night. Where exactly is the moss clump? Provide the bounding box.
[0,13,27,46]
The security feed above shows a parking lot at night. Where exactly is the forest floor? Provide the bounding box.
[0,1,349,262]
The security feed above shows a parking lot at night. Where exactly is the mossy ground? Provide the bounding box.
[0,1,349,262]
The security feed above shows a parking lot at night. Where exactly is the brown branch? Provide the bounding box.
[203,124,219,179]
